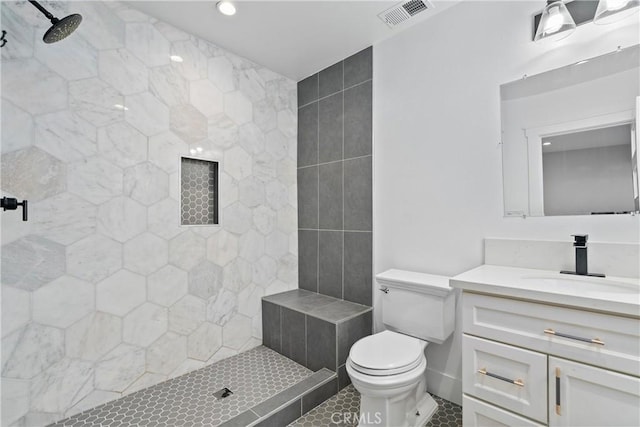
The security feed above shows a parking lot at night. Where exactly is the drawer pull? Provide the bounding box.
[555,367,561,416]
[543,328,605,346]
[477,368,524,387]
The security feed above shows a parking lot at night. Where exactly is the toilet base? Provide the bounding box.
[414,393,438,426]
[356,391,438,427]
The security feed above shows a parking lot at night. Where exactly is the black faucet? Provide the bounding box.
[560,234,605,278]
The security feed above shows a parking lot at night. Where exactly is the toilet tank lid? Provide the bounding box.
[376,269,452,296]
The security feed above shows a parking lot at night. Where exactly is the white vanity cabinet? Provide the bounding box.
[549,357,640,427]
[461,292,640,427]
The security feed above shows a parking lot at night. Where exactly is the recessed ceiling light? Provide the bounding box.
[217,1,236,16]
[543,142,552,146]
[170,55,184,63]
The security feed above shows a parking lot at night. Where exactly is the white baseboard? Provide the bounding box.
[426,367,462,406]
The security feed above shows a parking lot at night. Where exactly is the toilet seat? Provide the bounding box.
[348,330,425,376]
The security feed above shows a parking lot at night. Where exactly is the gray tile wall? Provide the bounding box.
[262,290,372,390]
[296,47,373,306]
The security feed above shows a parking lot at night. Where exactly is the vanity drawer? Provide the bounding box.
[463,293,640,376]
[462,395,546,427]
[463,335,547,423]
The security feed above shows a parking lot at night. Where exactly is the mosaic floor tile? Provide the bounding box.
[50,346,311,427]
[425,396,463,427]
[289,385,462,427]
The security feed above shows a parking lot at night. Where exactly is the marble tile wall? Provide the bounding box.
[0,1,297,425]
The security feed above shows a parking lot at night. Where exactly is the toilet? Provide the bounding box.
[346,269,455,427]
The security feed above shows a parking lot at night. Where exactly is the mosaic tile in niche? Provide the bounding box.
[180,157,219,225]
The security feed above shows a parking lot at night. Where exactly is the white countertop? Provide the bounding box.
[450,264,640,317]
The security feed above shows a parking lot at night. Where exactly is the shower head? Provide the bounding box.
[28,1,82,44]
[43,13,82,43]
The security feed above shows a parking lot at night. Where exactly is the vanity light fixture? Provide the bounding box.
[216,1,236,16]
[534,0,576,42]
[543,141,552,146]
[593,0,640,24]
[533,0,639,42]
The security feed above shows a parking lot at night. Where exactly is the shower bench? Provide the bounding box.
[262,290,372,388]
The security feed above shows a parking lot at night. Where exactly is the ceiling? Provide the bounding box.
[126,1,460,81]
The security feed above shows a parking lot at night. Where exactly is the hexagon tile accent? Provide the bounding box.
[0,0,297,424]
[50,346,311,427]
[1,147,66,202]
[1,235,66,290]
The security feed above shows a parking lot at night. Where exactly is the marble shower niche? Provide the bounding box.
[180,157,219,226]
[0,1,298,425]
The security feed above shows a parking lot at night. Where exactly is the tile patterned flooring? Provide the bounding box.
[290,385,462,427]
[47,344,461,427]
[50,346,311,427]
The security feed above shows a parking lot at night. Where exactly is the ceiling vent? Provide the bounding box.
[378,0,433,28]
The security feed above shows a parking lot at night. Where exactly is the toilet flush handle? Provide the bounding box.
[379,287,389,294]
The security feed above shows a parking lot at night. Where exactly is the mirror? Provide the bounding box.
[500,45,640,217]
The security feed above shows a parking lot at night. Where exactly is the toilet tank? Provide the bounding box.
[377,269,455,344]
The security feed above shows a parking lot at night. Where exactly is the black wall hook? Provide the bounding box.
[0,30,7,48]
[1,197,28,221]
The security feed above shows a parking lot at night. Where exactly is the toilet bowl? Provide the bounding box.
[346,330,437,427]
[346,269,455,427]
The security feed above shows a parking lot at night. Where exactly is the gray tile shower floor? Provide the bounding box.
[289,385,462,427]
[50,346,312,427]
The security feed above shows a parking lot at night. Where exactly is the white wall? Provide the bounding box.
[373,1,640,404]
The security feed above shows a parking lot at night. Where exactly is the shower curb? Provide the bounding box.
[219,368,338,427]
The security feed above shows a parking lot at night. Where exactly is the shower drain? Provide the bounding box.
[213,387,234,400]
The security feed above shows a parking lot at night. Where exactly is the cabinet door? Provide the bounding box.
[549,357,640,427]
